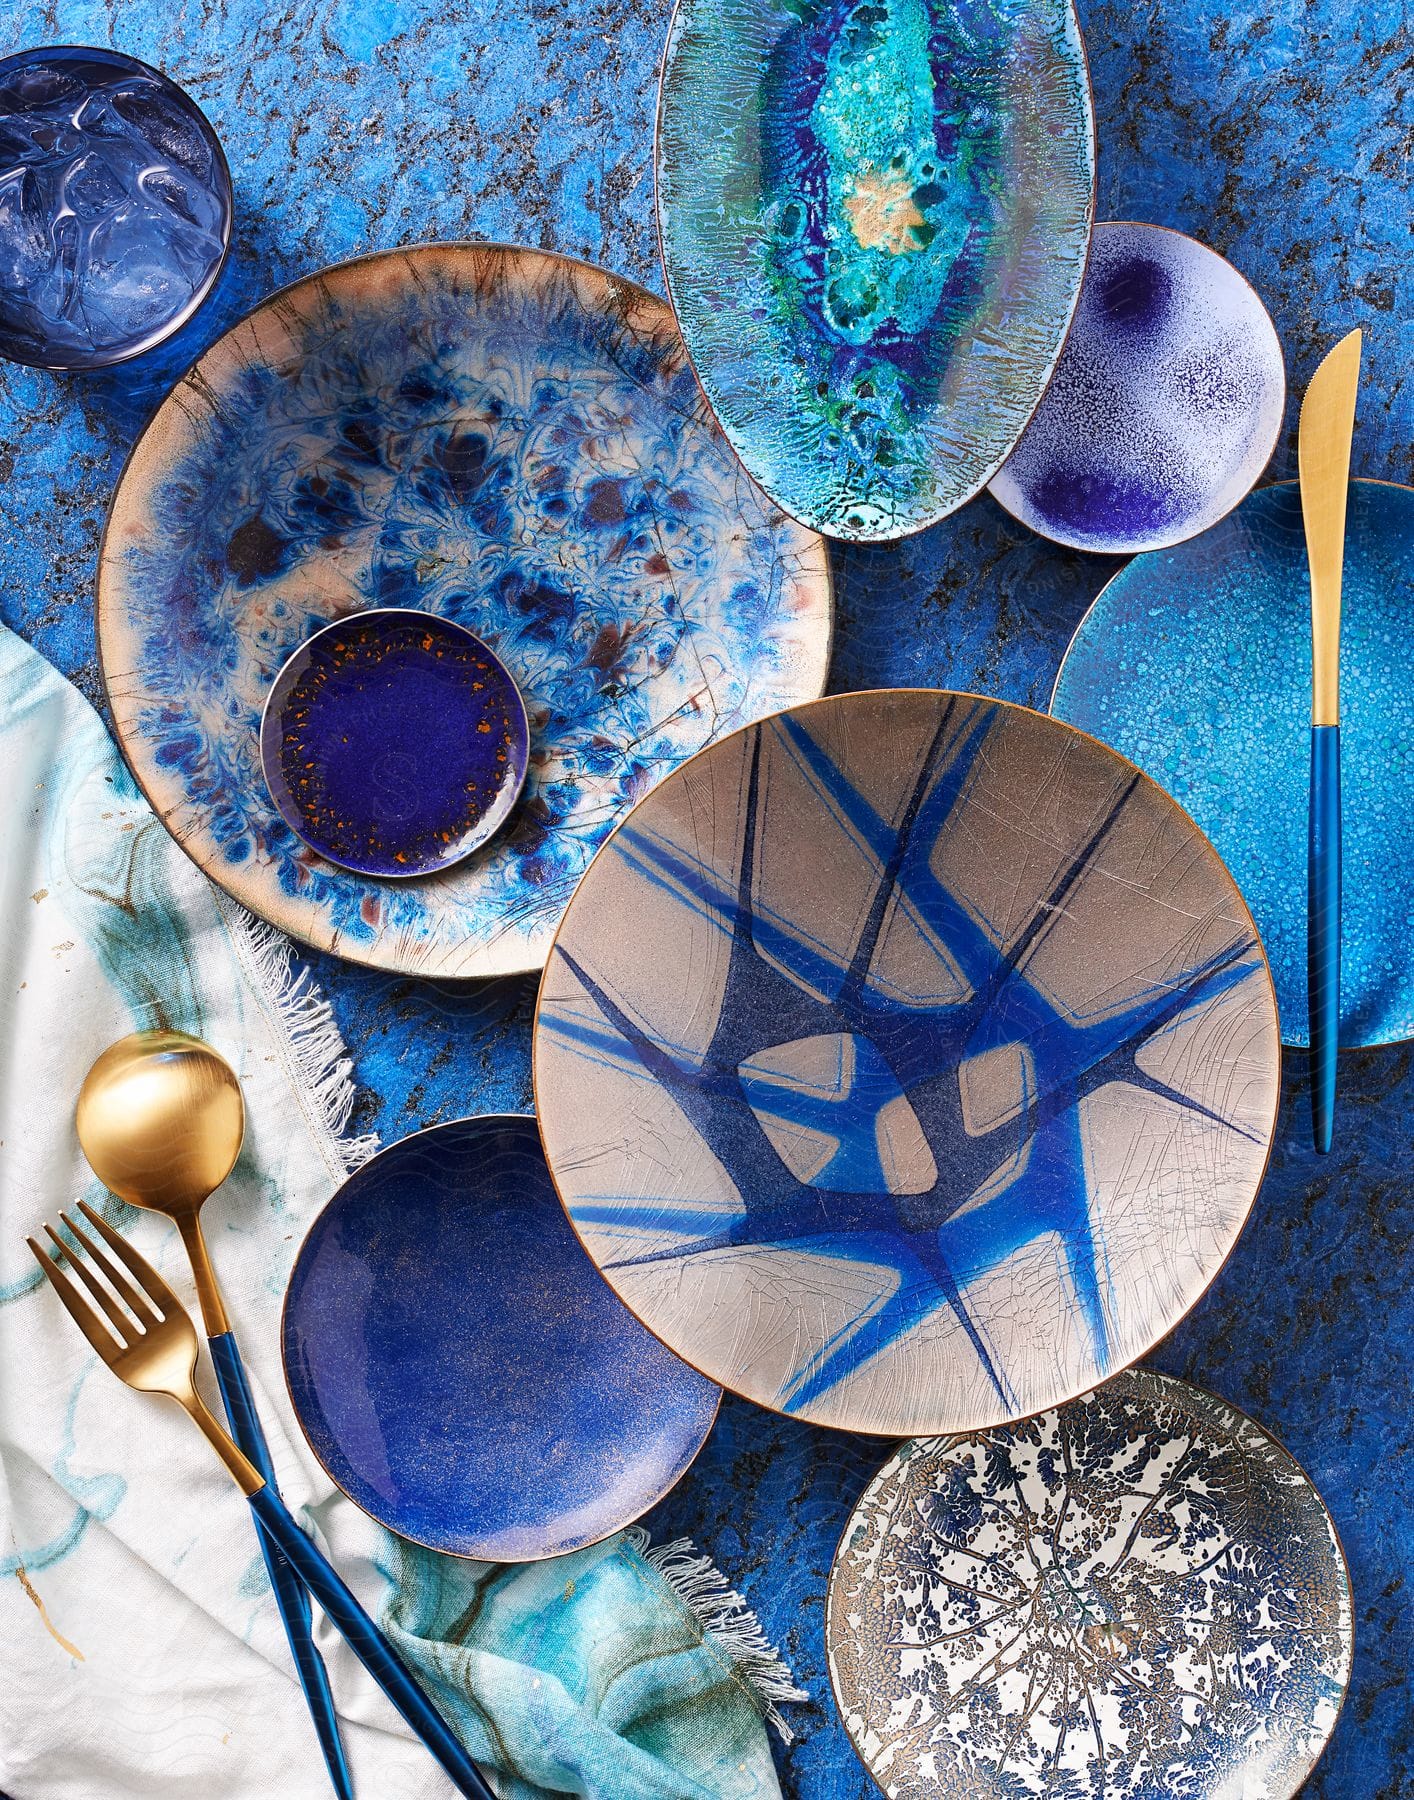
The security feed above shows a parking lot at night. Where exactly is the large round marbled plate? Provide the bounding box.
[826,1369,1353,1799]
[1052,479,1414,1048]
[534,691,1280,1438]
[98,243,831,978]
[282,1115,720,1561]
[655,0,1095,541]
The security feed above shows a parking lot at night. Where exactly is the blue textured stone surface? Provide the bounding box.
[1,2,1411,1795]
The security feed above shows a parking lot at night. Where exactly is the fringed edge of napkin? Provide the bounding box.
[623,1526,808,1741]
[219,898,380,1175]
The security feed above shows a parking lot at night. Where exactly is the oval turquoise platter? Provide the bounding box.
[655,0,1096,541]
[534,690,1280,1438]
[281,1115,721,1562]
[260,609,529,878]
[1052,479,1414,1048]
[989,221,1285,554]
[98,242,831,979]
[827,1369,1353,1799]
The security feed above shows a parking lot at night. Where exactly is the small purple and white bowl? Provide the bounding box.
[989,221,1285,555]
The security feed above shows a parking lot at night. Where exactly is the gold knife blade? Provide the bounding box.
[1298,328,1362,726]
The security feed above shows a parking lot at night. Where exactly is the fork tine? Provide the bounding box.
[75,1200,178,1323]
[44,1222,138,1344]
[27,1236,124,1365]
[61,1205,162,1329]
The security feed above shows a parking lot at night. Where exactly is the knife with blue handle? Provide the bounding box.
[1298,328,1361,1154]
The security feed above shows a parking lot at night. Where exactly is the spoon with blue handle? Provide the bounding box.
[1298,329,1361,1154]
[76,1030,354,1800]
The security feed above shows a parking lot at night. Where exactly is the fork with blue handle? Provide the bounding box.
[29,1200,498,1800]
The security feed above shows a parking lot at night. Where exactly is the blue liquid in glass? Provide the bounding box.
[0,46,232,369]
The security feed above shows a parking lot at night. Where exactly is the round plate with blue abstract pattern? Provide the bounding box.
[282,1115,721,1561]
[655,0,1095,540]
[1053,479,1414,1047]
[827,1369,1353,1799]
[989,222,1285,554]
[534,691,1280,1438]
[98,243,831,978]
[259,609,529,878]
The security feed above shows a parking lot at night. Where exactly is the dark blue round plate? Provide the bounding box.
[260,608,530,879]
[281,1115,721,1560]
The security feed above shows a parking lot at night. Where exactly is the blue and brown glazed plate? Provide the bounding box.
[534,690,1280,1438]
[281,1115,721,1562]
[259,609,529,878]
[989,221,1285,555]
[827,1369,1353,1799]
[1052,479,1414,1048]
[98,242,831,978]
[655,0,1095,540]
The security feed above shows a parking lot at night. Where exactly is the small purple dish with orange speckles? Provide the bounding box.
[260,608,529,879]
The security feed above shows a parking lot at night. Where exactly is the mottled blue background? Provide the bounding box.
[1,2,1409,1795]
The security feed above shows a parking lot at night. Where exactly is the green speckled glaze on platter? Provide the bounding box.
[1052,479,1414,1050]
[655,0,1095,541]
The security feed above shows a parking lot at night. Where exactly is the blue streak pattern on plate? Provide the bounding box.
[655,0,1095,542]
[98,242,831,978]
[534,691,1279,1438]
[989,221,1285,554]
[827,1368,1353,1800]
[282,1114,721,1561]
[1052,479,1414,1048]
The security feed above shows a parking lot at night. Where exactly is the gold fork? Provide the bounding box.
[29,1202,496,1800]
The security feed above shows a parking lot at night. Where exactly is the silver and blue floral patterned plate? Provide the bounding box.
[534,690,1280,1438]
[282,1115,720,1561]
[655,0,1095,540]
[1053,479,1414,1047]
[98,242,831,978]
[989,222,1285,555]
[827,1368,1353,1799]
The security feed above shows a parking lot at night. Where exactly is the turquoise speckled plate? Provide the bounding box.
[655,0,1095,541]
[98,243,831,980]
[1053,479,1414,1048]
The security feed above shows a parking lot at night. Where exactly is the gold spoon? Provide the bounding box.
[76,1029,242,1332]
[74,1029,353,1798]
